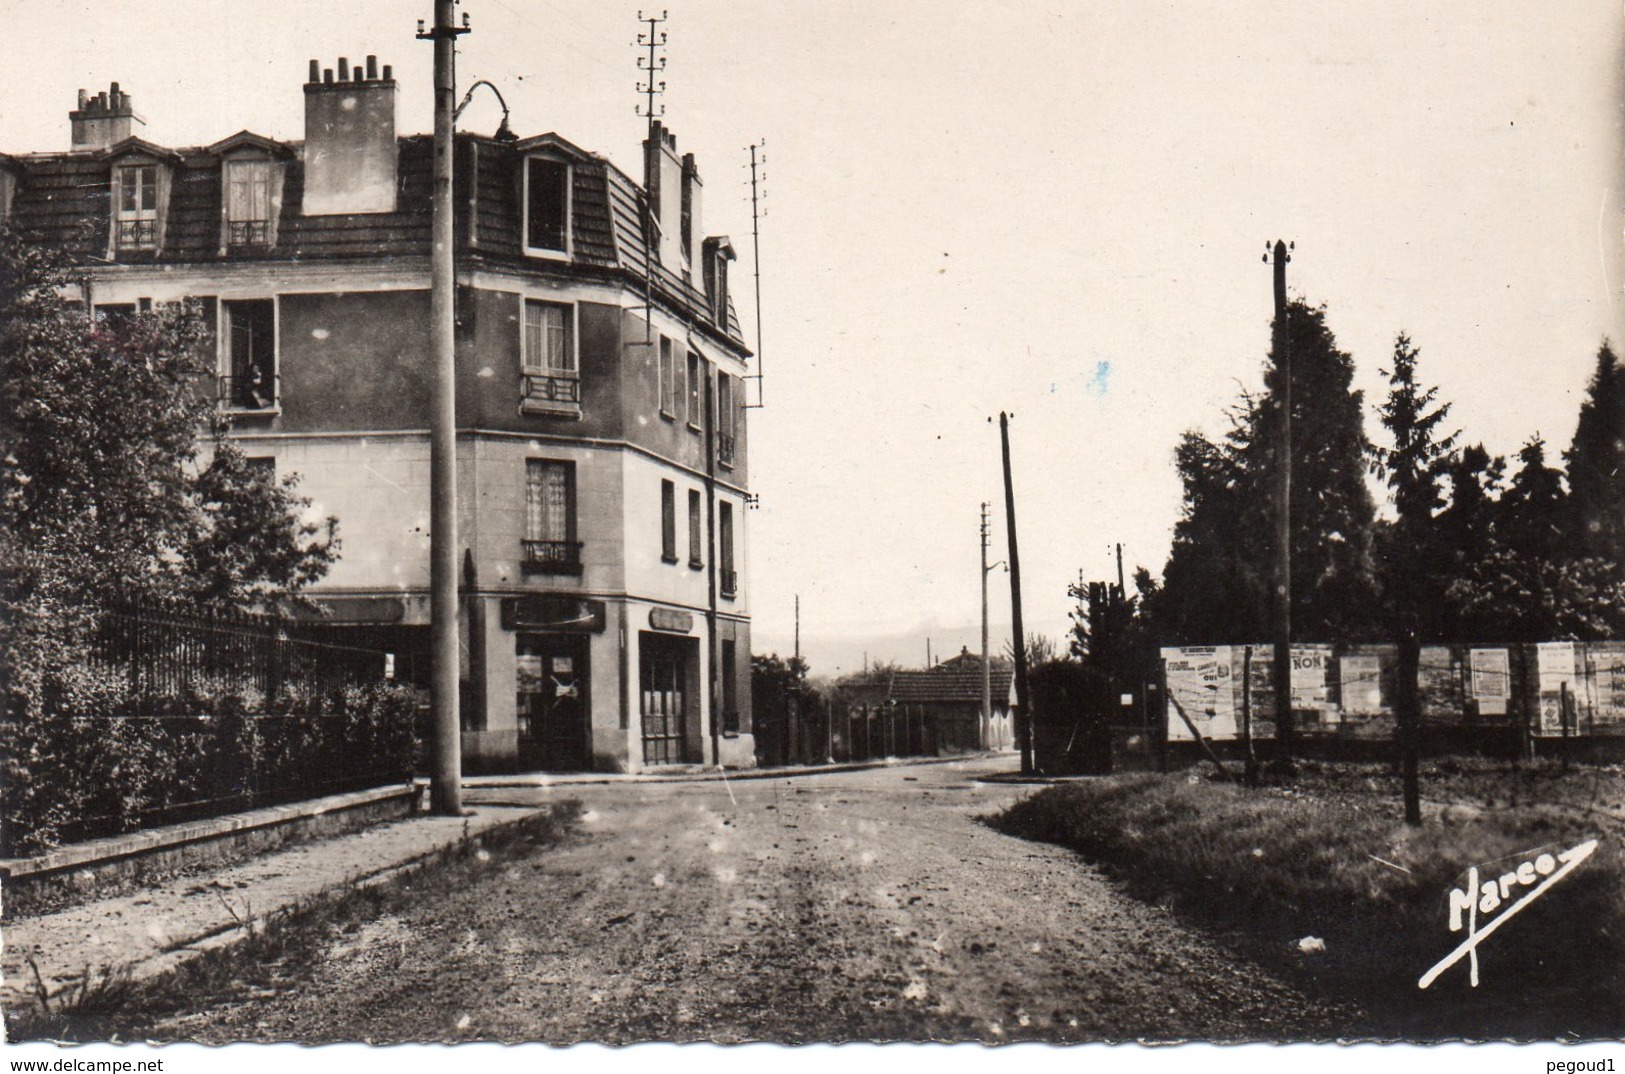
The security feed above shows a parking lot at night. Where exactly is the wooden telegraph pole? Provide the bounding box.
[998,413,1033,775]
[1267,240,1296,770]
[419,0,469,815]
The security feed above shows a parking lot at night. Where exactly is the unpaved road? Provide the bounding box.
[150,759,1361,1042]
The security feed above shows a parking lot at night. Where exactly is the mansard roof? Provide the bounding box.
[3,130,747,351]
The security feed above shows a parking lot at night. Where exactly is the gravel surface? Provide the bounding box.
[145,759,1364,1042]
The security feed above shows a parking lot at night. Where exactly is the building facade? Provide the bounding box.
[2,61,756,773]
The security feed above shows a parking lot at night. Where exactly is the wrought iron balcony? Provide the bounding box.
[218,373,279,411]
[717,433,737,467]
[116,218,157,251]
[521,539,584,576]
[228,219,272,248]
[721,568,738,597]
[521,372,581,404]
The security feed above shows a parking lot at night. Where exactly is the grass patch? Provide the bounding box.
[989,762,1624,1040]
[5,801,582,1043]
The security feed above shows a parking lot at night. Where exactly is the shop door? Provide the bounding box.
[640,634,693,765]
[516,634,590,771]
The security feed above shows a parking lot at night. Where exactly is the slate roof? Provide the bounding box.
[2,130,746,351]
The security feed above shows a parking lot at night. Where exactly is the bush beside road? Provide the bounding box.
[990,760,1625,1040]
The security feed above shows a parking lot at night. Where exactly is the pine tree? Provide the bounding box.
[1372,333,1458,637]
[1565,341,1625,565]
[1146,299,1379,645]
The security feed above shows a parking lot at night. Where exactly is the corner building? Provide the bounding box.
[1,60,756,772]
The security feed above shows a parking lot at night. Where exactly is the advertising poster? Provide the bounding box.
[1417,646,1461,720]
[1162,646,1234,741]
[1339,654,1383,716]
[1468,648,1510,716]
[1535,641,1578,735]
[1290,645,1336,725]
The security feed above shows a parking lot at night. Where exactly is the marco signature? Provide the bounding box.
[1418,838,1598,989]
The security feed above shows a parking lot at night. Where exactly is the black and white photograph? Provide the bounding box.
[0,0,1622,1066]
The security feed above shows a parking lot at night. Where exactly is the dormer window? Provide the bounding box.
[225,159,274,248]
[115,164,158,251]
[524,157,569,257]
[207,133,290,255]
[702,236,736,331]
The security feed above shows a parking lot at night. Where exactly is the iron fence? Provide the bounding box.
[2,601,416,855]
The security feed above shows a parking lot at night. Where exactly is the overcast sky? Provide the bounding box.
[6,1,1622,676]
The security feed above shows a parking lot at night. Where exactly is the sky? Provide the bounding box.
[4,1,1622,679]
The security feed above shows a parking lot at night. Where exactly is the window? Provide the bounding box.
[658,336,677,418]
[680,167,693,264]
[720,501,736,597]
[660,480,677,563]
[225,159,274,248]
[688,488,702,569]
[686,352,702,429]
[523,459,580,575]
[115,164,158,251]
[712,250,729,326]
[721,640,739,735]
[717,374,736,467]
[221,298,276,410]
[525,157,569,255]
[521,299,579,413]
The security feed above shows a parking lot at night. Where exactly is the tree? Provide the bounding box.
[1565,341,1625,565]
[182,438,340,612]
[1448,437,1625,640]
[1372,332,1458,637]
[0,227,341,718]
[1146,299,1380,645]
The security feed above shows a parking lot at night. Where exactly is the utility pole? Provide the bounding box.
[998,413,1033,775]
[418,0,468,816]
[981,503,991,743]
[1266,239,1296,768]
[794,594,800,666]
[743,140,767,409]
[1115,542,1126,597]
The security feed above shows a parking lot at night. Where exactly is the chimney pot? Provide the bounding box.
[337,57,349,81]
[309,59,320,83]
[109,81,120,97]
[353,66,363,83]
[382,64,392,80]
[77,88,88,109]
[323,68,334,84]
[366,55,378,80]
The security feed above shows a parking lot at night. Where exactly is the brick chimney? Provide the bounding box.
[70,82,144,150]
[643,121,685,269]
[302,55,397,215]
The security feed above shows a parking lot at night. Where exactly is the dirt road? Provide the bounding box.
[151,759,1362,1042]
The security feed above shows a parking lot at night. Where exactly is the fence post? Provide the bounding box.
[1395,631,1423,827]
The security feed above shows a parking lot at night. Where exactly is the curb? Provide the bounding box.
[12,803,552,1006]
[464,751,1001,790]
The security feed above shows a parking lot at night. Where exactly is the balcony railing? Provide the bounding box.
[720,568,738,597]
[116,218,157,251]
[521,372,581,404]
[717,433,737,467]
[218,372,280,412]
[228,219,272,248]
[521,539,584,576]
